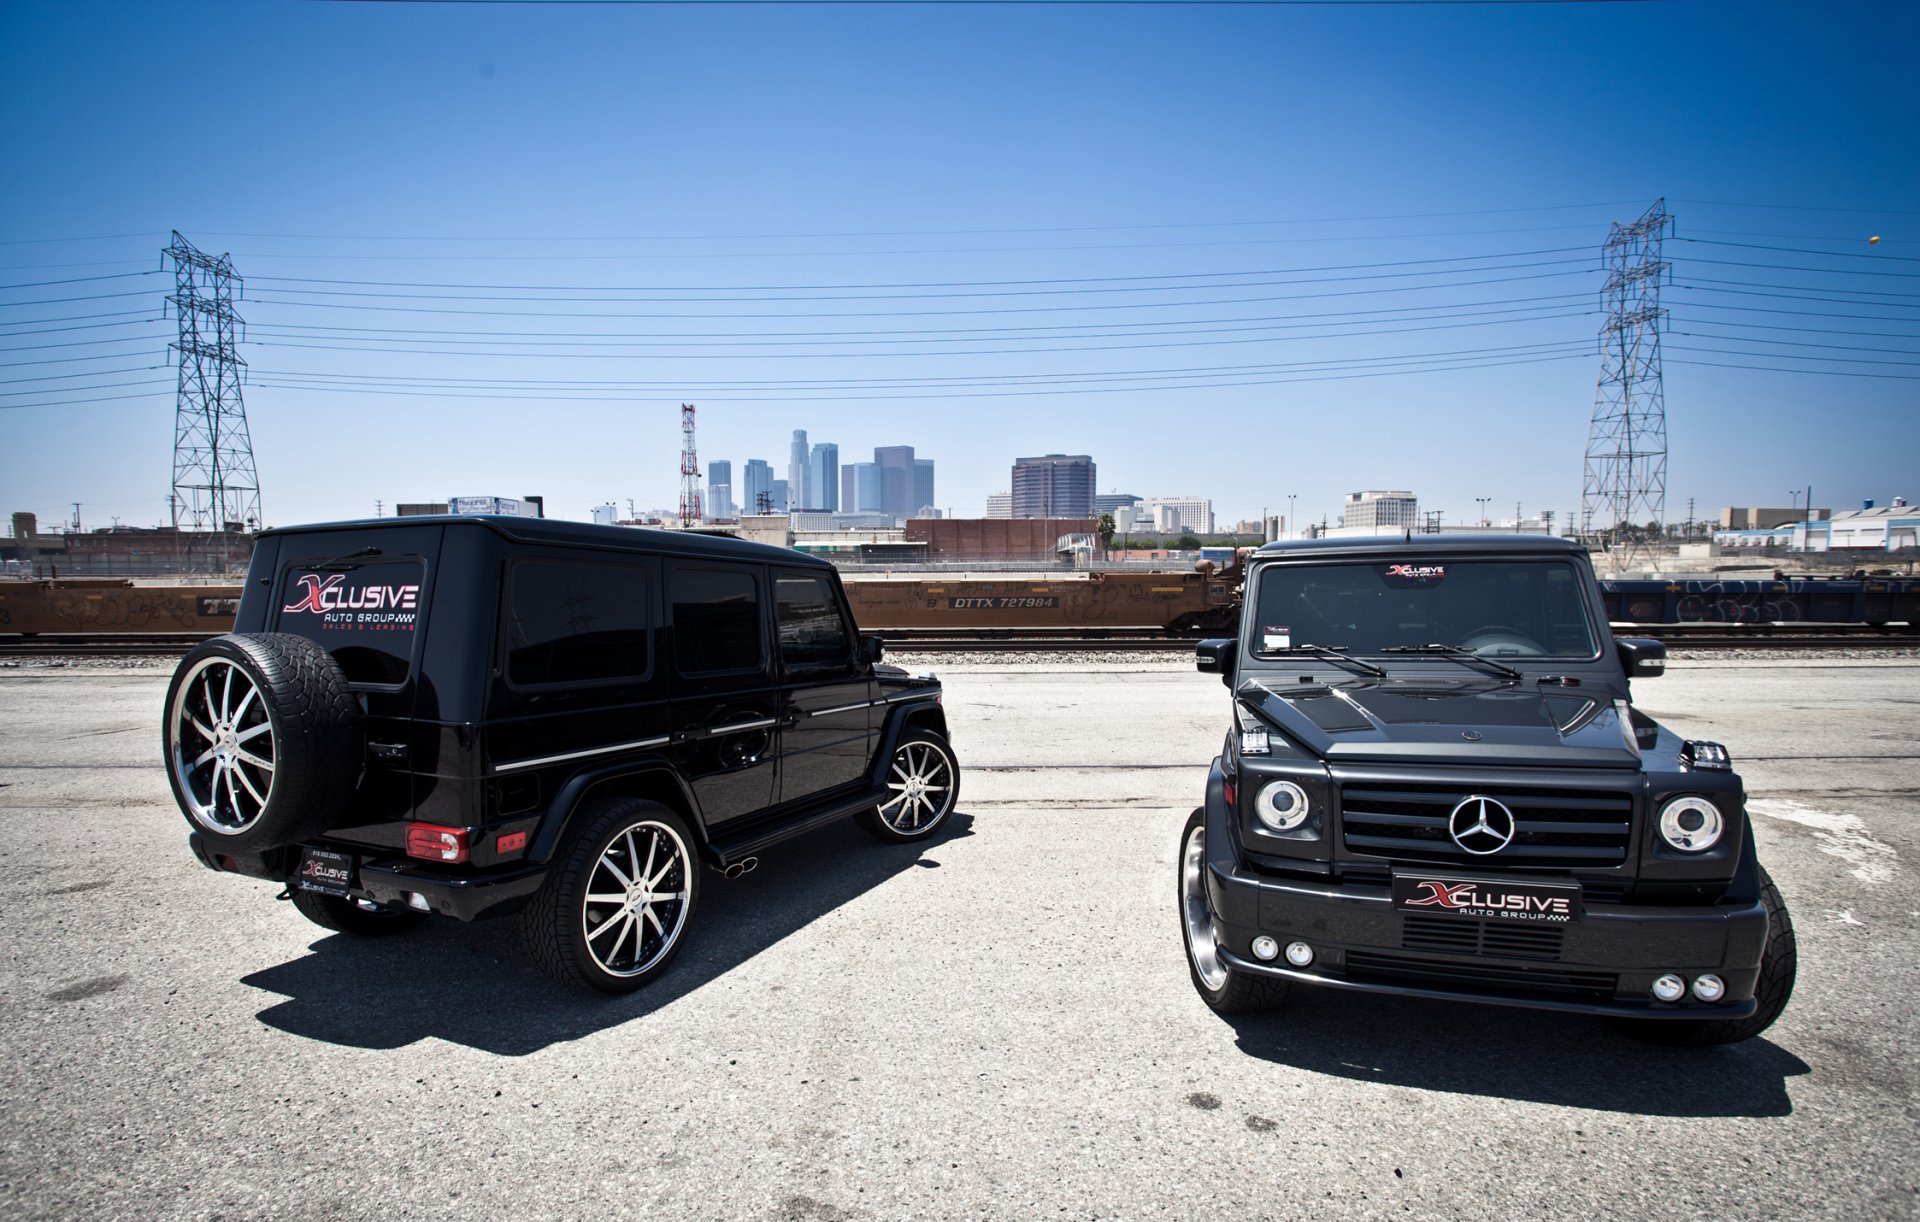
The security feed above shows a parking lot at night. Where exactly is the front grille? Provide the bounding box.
[1401,915,1564,961]
[1346,951,1617,1001]
[1341,782,1633,868]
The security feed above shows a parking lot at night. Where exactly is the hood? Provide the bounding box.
[1237,676,1640,769]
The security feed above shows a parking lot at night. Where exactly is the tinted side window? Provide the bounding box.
[776,574,852,672]
[672,566,764,675]
[505,561,652,686]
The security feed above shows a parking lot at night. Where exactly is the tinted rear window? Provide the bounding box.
[275,559,426,684]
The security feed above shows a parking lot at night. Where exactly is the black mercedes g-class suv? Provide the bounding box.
[161,515,957,993]
[1182,535,1795,1045]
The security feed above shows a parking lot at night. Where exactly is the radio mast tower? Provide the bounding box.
[678,403,703,525]
[164,231,260,574]
[1581,199,1671,573]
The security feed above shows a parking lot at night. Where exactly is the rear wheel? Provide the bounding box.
[289,889,426,937]
[1617,869,1797,1047]
[524,799,699,994]
[1180,809,1288,1014]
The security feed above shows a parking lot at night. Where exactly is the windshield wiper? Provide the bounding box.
[1379,643,1522,680]
[1257,642,1387,678]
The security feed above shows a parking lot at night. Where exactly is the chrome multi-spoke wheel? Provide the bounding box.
[161,633,361,851]
[1181,819,1229,993]
[169,655,278,835]
[581,820,692,979]
[859,729,959,842]
[1178,808,1289,1014]
[525,799,701,994]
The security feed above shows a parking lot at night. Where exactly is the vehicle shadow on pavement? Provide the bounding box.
[240,813,976,1056]
[1226,988,1810,1118]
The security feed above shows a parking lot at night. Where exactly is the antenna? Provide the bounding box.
[678,403,703,524]
[1581,200,1671,573]
[165,231,260,575]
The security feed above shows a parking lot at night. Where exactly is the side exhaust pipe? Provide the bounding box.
[722,857,759,879]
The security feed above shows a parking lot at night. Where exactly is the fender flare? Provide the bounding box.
[525,754,703,866]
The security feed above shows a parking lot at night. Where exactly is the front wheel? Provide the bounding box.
[1180,809,1288,1014]
[290,889,427,937]
[1616,868,1797,1047]
[857,729,959,843]
[523,799,699,995]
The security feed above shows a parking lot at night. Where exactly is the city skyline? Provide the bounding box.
[2,3,1912,532]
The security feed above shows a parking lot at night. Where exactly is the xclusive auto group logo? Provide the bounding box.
[1402,879,1575,923]
[282,573,420,631]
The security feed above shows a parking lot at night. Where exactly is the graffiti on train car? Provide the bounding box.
[0,581,245,634]
[1599,576,1919,625]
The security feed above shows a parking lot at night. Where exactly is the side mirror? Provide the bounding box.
[1195,638,1236,684]
[861,634,886,666]
[1615,637,1666,678]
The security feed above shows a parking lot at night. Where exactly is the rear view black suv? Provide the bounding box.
[1182,535,1795,1045]
[162,516,957,993]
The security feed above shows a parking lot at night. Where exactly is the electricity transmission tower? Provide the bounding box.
[1581,200,1671,573]
[164,231,260,574]
[678,403,703,524]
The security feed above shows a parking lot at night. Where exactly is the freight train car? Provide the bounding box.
[840,567,1241,635]
[0,579,243,634]
[1597,575,1919,627]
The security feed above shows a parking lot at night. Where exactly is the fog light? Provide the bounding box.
[1251,936,1279,961]
[1691,974,1726,1003]
[1651,974,1686,1003]
[1284,941,1315,968]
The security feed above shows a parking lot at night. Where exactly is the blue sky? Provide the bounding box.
[2,0,1914,532]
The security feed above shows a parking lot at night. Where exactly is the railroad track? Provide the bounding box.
[1,625,1913,659]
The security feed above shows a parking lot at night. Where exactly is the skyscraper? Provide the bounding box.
[707,460,734,520]
[788,430,810,513]
[809,442,840,513]
[913,459,935,517]
[844,462,881,514]
[1010,454,1097,518]
[742,459,774,515]
[771,479,790,513]
[875,445,915,521]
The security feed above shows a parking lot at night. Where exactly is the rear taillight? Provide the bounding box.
[406,823,470,863]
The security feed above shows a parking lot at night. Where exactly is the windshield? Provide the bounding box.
[1249,559,1600,660]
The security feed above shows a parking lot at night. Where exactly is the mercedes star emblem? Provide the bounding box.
[1448,795,1517,855]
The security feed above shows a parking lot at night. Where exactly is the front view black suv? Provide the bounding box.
[1181,535,1795,1045]
[161,516,956,993]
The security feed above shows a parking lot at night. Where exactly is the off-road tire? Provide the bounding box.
[857,728,960,843]
[1181,809,1289,1014]
[162,632,362,852]
[289,889,427,936]
[523,799,700,995]
[1617,869,1797,1047]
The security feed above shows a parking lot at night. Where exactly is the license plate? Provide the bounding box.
[1391,871,1583,925]
[294,847,355,897]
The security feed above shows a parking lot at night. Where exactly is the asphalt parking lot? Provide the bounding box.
[1,654,1915,1220]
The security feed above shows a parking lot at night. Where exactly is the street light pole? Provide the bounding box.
[1287,494,1297,541]
[1475,497,1491,528]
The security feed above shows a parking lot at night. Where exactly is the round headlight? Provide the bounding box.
[1658,796,1725,852]
[1254,780,1311,832]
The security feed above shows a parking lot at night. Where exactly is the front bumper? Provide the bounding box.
[1202,823,1769,1021]
[188,832,546,922]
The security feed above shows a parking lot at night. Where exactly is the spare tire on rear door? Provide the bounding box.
[162,632,363,852]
